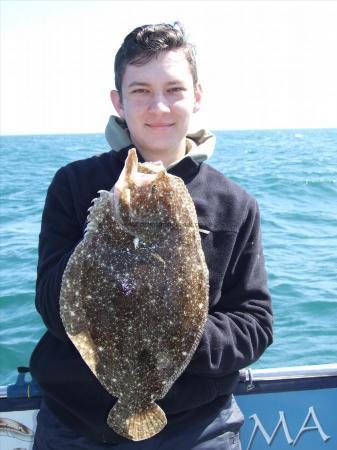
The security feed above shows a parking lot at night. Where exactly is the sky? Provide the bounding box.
[1,0,337,135]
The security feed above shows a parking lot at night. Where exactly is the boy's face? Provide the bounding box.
[111,50,201,163]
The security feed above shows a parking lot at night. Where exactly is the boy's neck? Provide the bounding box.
[137,141,187,168]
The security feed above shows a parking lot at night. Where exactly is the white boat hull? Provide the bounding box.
[1,364,336,450]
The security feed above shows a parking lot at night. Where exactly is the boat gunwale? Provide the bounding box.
[239,363,337,382]
[1,363,337,403]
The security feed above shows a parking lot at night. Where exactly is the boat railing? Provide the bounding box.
[1,363,336,402]
[236,363,337,395]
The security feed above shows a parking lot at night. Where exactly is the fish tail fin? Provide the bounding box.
[107,400,167,441]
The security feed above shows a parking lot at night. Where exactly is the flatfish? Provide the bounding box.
[60,148,209,441]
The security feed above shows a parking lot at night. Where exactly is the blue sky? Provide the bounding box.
[1,0,337,135]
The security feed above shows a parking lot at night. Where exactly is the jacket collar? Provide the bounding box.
[105,115,216,170]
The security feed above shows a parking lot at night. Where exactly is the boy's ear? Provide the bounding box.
[110,90,125,119]
[193,83,202,113]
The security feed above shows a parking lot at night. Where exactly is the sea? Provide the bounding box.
[1,129,336,386]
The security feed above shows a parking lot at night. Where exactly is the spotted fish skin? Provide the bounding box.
[60,148,209,441]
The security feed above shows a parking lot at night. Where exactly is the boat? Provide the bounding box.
[1,363,336,449]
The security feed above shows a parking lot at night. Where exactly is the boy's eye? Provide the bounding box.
[168,87,184,93]
[131,89,149,94]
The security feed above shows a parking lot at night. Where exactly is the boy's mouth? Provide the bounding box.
[146,123,174,128]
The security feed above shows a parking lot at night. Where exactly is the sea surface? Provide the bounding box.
[1,129,336,385]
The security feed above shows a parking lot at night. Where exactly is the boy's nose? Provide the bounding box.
[148,94,170,113]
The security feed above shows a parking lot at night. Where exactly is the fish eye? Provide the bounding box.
[151,184,158,194]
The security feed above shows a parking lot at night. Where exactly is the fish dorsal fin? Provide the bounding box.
[85,190,112,234]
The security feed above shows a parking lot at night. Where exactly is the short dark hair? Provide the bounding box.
[114,22,198,94]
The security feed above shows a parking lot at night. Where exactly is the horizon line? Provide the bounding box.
[1,126,337,138]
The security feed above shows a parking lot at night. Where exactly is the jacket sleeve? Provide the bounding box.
[35,168,83,341]
[185,198,273,377]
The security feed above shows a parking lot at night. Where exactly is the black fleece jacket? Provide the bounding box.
[30,146,273,444]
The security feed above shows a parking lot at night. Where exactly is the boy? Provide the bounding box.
[31,22,273,449]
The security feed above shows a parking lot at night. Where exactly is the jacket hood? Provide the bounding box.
[104,115,216,168]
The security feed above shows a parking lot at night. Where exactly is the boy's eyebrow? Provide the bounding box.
[127,80,185,88]
[167,80,185,86]
[127,82,150,88]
